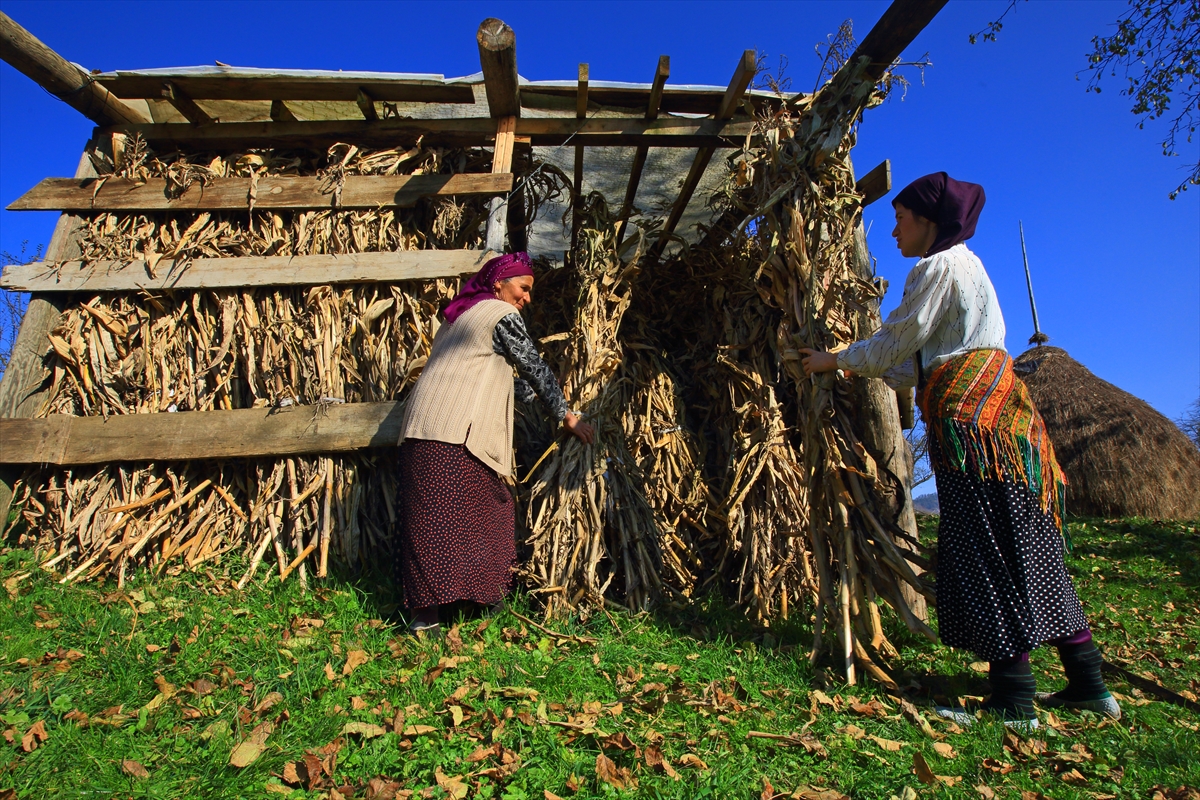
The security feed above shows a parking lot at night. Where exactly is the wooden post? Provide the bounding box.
[0,142,96,525]
[0,12,148,126]
[570,63,588,256]
[849,220,927,621]
[478,18,519,253]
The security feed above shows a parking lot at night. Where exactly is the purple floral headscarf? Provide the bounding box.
[442,252,534,324]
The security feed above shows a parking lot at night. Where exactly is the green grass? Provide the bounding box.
[0,517,1197,799]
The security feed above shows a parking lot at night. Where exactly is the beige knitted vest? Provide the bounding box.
[398,298,517,475]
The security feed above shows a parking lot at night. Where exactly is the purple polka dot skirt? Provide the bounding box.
[934,470,1088,661]
[396,439,516,610]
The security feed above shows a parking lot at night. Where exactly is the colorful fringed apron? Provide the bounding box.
[918,348,1066,530]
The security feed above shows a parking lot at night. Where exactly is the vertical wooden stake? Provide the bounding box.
[485,115,516,252]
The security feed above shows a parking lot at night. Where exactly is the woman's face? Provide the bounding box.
[494,274,534,311]
[892,203,938,258]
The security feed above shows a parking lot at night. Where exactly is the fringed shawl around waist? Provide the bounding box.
[918,348,1066,529]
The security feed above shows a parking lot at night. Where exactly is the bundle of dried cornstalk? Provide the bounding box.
[716,55,937,683]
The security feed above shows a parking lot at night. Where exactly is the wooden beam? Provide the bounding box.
[486,116,517,252]
[0,144,96,524]
[270,99,297,122]
[0,12,148,126]
[104,116,756,151]
[477,17,520,118]
[356,88,378,121]
[654,49,756,257]
[851,0,949,81]
[0,401,406,466]
[570,63,589,254]
[855,160,892,207]
[162,80,214,125]
[95,72,477,104]
[1,250,498,293]
[9,173,514,213]
[617,55,670,244]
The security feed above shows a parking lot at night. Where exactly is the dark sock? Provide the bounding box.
[984,654,1037,719]
[1055,635,1110,701]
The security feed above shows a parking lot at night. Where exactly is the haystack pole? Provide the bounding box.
[1019,221,1049,345]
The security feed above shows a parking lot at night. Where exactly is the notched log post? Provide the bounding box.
[478,17,520,253]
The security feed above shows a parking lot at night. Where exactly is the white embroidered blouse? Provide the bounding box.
[836,243,1007,389]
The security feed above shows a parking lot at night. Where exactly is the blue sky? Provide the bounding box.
[1,0,1197,421]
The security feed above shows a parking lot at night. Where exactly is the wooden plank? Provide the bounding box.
[617,56,670,243]
[477,17,520,119]
[1,250,498,293]
[855,160,891,207]
[270,99,297,122]
[0,401,406,465]
[653,50,756,257]
[162,80,214,125]
[9,173,514,212]
[95,73,477,104]
[522,85,778,116]
[105,116,757,151]
[486,116,517,252]
[356,88,378,121]
[0,12,148,126]
[851,0,949,81]
[571,63,589,254]
[0,144,96,523]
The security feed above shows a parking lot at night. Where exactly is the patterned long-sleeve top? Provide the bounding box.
[836,243,1007,389]
[492,313,570,421]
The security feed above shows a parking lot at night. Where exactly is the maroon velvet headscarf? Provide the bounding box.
[442,252,534,324]
[893,172,986,257]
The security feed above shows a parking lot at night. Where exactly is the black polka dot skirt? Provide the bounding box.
[934,470,1088,661]
[396,438,516,610]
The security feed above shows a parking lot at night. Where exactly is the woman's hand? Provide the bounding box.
[563,411,595,444]
[799,348,841,376]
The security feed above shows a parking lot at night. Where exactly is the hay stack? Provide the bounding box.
[1015,346,1200,520]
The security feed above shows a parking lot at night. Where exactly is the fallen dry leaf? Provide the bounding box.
[678,753,709,770]
[913,751,938,785]
[342,649,370,676]
[1060,768,1087,785]
[975,785,995,800]
[229,721,274,768]
[121,759,150,779]
[933,741,957,759]
[254,692,284,715]
[790,787,850,800]
[644,744,679,779]
[868,735,904,752]
[20,720,47,752]
[545,792,564,800]
[435,767,468,800]
[839,724,866,740]
[595,752,637,789]
[341,721,387,739]
[324,662,337,681]
[600,732,638,753]
[402,724,436,737]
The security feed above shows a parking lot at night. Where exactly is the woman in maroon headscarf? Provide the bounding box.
[396,252,593,636]
[800,173,1118,727]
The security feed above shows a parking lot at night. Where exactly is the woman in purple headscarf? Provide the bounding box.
[800,173,1118,727]
[396,252,593,636]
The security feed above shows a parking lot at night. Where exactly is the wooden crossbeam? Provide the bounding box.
[162,81,214,126]
[0,249,496,293]
[477,17,520,119]
[270,99,297,122]
[96,73,477,104]
[855,160,892,207]
[8,173,513,213]
[0,12,149,126]
[356,88,379,121]
[851,0,949,81]
[617,55,669,244]
[652,49,756,258]
[103,116,756,151]
[0,401,405,466]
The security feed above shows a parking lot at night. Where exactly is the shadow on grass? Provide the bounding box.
[1070,516,1200,588]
